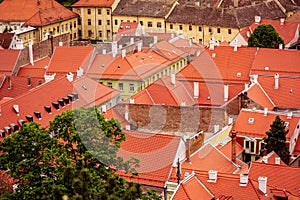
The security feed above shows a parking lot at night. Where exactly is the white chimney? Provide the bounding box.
[255,16,261,24]
[13,104,19,115]
[129,98,135,104]
[101,105,107,113]
[240,174,249,186]
[275,157,280,164]
[59,41,63,46]
[262,156,268,163]
[224,84,229,101]
[274,73,279,89]
[287,112,293,119]
[244,83,249,90]
[258,176,267,194]
[112,41,118,58]
[246,31,250,38]
[208,170,218,182]
[137,41,142,52]
[102,49,107,54]
[280,18,285,25]
[124,112,129,121]
[251,74,258,84]
[29,39,34,66]
[130,37,134,45]
[214,124,219,133]
[228,116,233,125]
[44,73,56,83]
[121,49,126,58]
[171,74,176,85]
[194,82,199,98]
[125,125,131,130]
[171,33,174,38]
[66,72,74,82]
[209,38,215,50]
[153,36,158,44]
[279,44,283,49]
[76,67,83,78]
[263,108,268,116]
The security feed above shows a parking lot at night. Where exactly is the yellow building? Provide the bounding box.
[71,0,121,41]
[0,0,79,47]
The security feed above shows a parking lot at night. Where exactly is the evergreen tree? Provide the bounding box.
[261,116,290,164]
[248,24,284,48]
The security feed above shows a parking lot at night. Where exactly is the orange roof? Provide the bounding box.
[181,143,240,174]
[170,38,206,58]
[255,151,287,165]
[216,138,244,159]
[249,162,300,198]
[240,19,299,46]
[0,0,77,25]
[103,106,130,128]
[117,130,181,187]
[72,0,115,7]
[17,57,50,78]
[251,48,300,76]
[232,109,300,140]
[128,75,196,106]
[0,49,20,75]
[46,46,94,75]
[257,76,300,109]
[115,22,139,41]
[246,84,275,110]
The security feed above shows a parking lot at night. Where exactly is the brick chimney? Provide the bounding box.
[231,130,237,163]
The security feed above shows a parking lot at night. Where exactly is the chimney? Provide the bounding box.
[194,82,199,98]
[263,108,268,116]
[34,111,42,120]
[153,36,158,44]
[246,31,250,38]
[254,16,261,24]
[59,41,63,46]
[171,74,176,85]
[112,41,118,57]
[124,112,129,121]
[66,72,74,82]
[209,38,215,50]
[287,112,293,119]
[129,98,135,104]
[44,105,52,114]
[125,125,131,130]
[244,83,249,90]
[274,73,279,89]
[29,39,34,66]
[240,174,249,186]
[262,156,268,163]
[279,44,283,49]
[231,130,237,163]
[208,170,218,182]
[101,105,107,113]
[280,18,285,25]
[137,41,143,52]
[44,73,56,83]
[52,102,60,110]
[102,49,106,54]
[121,49,126,58]
[251,74,258,84]
[13,104,19,115]
[27,75,31,86]
[275,157,280,164]
[258,176,267,194]
[234,44,238,52]
[224,84,229,101]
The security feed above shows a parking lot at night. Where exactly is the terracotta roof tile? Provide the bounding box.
[232,109,300,140]
[246,84,275,110]
[103,107,130,128]
[216,137,244,159]
[72,0,115,7]
[0,49,20,75]
[255,151,287,165]
[17,57,50,78]
[115,22,139,41]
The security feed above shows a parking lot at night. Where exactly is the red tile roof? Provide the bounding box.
[115,22,139,41]
[17,57,50,78]
[251,48,300,76]
[0,0,78,26]
[216,138,244,160]
[117,130,181,187]
[240,19,299,47]
[246,83,275,110]
[0,49,20,75]
[46,46,94,76]
[103,107,130,128]
[249,162,300,198]
[72,0,115,7]
[232,109,300,140]
[255,151,287,165]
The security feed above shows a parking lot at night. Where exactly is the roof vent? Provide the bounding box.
[212,53,216,58]
[44,105,52,114]
[63,97,70,105]
[129,98,135,104]
[264,66,269,71]
[58,99,64,107]
[236,72,241,77]
[284,122,289,128]
[52,102,60,110]
[184,172,190,178]
[262,156,268,163]
[4,126,12,135]
[280,18,285,25]
[208,170,218,182]
[34,111,42,120]
[18,119,25,127]
[275,157,280,164]
[254,16,261,24]
[26,115,33,122]
[10,123,19,132]
[0,130,5,138]
[72,93,79,100]
[240,174,249,186]
[287,112,293,119]
[248,118,254,124]
[13,104,19,115]
[68,94,74,102]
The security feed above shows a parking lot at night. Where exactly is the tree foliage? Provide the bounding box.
[248,24,284,48]
[261,116,290,164]
[0,107,160,200]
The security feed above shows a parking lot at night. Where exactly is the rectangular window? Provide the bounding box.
[107,30,111,38]
[199,38,202,44]
[217,28,220,33]
[87,9,91,15]
[57,26,59,32]
[129,84,134,92]
[107,20,110,25]
[170,24,173,29]
[148,21,152,27]
[99,31,102,37]
[98,20,102,25]
[70,23,72,30]
[245,141,249,149]
[78,30,82,37]
[74,22,77,28]
[98,9,101,15]
[140,21,143,26]
[250,141,255,153]
[228,29,232,34]
[114,19,118,25]
[199,26,202,32]
[108,82,112,88]
[65,24,68,31]
[119,83,123,91]
[189,25,192,31]
[157,22,162,28]
[78,18,81,25]
[61,25,64,32]
[74,33,76,39]
[179,24,183,30]
[88,30,92,37]
[107,9,110,15]
[209,27,212,33]
[88,19,91,26]
[33,31,36,38]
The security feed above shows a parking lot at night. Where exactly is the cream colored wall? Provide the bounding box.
[73,7,113,41]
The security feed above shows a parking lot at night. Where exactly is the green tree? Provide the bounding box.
[260,116,290,164]
[0,107,160,200]
[248,24,284,48]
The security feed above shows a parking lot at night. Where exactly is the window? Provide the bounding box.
[199,38,203,44]
[88,30,92,37]
[114,19,118,25]
[74,33,76,39]
[129,84,134,92]
[33,31,36,38]
[140,21,143,26]
[99,31,102,37]
[217,28,220,33]
[57,26,59,32]
[107,82,112,88]
[107,9,110,15]
[70,23,72,30]
[245,141,249,149]
[179,24,183,30]
[107,20,110,25]
[170,24,173,29]
[198,26,202,32]
[70,34,72,40]
[119,83,123,91]
[98,20,102,25]
[157,22,162,28]
[148,21,152,27]
[228,29,232,34]
[250,141,255,153]
[88,19,91,26]
[98,9,101,15]
[78,18,81,25]
[74,22,77,28]
[87,9,91,15]
[61,25,64,32]
[65,24,68,31]
[189,25,192,31]
[78,30,82,37]
[208,27,212,33]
